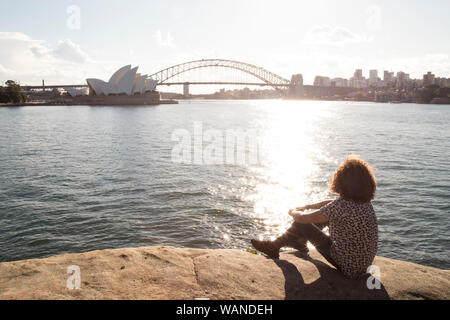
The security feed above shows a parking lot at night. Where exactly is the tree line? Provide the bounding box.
[0,81,26,104]
[415,85,450,103]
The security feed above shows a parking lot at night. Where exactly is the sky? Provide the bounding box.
[0,0,449,92]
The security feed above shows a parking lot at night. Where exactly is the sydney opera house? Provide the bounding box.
[68,65,161,105]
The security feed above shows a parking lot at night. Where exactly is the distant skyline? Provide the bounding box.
[1,0,449,93]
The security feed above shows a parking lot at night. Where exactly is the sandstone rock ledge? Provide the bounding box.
[0,246,448,300]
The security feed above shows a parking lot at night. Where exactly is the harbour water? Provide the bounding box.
[0,100,449,269]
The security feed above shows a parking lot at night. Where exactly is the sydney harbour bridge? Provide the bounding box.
[148,59,292,94]
[22,59,354,98]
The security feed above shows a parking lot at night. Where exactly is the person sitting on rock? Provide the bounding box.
[251,155,379,278]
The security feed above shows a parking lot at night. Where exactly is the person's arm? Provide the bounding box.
[296,200,333,211]
[288,209,329,224]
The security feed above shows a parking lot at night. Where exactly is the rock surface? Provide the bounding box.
[0,246,448,300]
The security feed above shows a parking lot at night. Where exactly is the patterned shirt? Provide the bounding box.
[319,198,378,278]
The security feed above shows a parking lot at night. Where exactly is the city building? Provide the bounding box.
[354,69,363,80]
[434,77,449,87]
[369,70,379,86]
[314,76,331,87]
[349,69,367,88]
[396,71,409,89]
[383,71,394,84]
[423,72,435,86]
[331,78,349,87]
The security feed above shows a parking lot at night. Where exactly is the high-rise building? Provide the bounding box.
[349,69,367,88]
[369,70,378,79]
[396,71,409,89]
[369,70,378,86]
[383,71,394,83]
[423,72,435,86]
[354,69,363,80]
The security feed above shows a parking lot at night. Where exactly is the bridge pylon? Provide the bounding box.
[183,82,190,97]
[288,74,304,98]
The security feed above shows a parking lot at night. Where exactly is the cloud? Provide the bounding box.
[0,63,14,75]
[0,32,33,41]
[52,39,90,63]
[305,26,371,45]
[0,32,90,64]
[29,39,90,63]
[0,32,103,84]
[153,30,175,48]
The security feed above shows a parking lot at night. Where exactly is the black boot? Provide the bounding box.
[251,235,309,259]
[251,239,282,259]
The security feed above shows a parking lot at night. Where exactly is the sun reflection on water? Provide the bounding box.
[245,101,334,237]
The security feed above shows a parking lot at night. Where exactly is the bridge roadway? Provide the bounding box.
[158,82,289,87]
[22,82,290,91]
[23,84,88,90]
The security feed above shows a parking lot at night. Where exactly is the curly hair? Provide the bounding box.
[330,155,377,203]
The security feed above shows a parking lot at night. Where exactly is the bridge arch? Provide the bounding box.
[148,59,290,89]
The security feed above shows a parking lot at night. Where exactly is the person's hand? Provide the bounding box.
[295,205,309,211]
[289,210,306,223]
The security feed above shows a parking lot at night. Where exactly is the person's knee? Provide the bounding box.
[291,222,314,235]
[286,222,307,237]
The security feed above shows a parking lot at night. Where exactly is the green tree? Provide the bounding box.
[434,87,450,98]
[415,84,439,103]
[0,86,10,103]
[4,80,26,103]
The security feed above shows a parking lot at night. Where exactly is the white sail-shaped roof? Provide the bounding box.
[86,78,109,95]
[132,73,141,94]
[86,65,153,96]
[144,79,159,92]
[108,65,131,86]
[117,67,138,95]
[132,74,147,95]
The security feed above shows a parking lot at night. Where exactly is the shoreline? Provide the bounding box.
[2,97,449,107]
[0,99,179,107]
[0,246,448,300]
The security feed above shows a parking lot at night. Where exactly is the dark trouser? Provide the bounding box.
[280,222,339,269]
